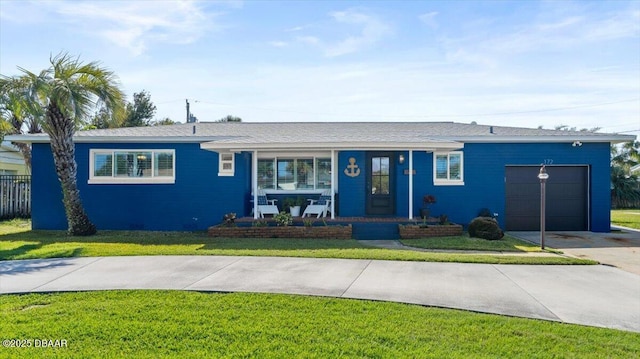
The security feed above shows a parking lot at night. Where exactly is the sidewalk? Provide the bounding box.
[2,255,639,332]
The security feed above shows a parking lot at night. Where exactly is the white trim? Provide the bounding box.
[200,141,465,152]
[256,151,331,158]
[433,151,465,186]
[253,151,258,219]
[88,149,175,185]
[408,150,413,220]
[331,149,336,219]
[88,177,175,185]
[218,152,235,176]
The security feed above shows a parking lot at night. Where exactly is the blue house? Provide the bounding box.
[10,122,634,234]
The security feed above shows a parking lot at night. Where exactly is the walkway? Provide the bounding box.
[2,256,639,332]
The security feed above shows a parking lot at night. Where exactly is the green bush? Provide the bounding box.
[274,211,293,227]
[468,217,504,240]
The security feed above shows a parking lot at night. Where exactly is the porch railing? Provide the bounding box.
[0,175,31,219]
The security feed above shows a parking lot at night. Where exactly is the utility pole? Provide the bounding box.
[186,99,190,123]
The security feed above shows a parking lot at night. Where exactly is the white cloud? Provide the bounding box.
[418,11,439,29]
[324,9,391,57]
[51,0,214,56]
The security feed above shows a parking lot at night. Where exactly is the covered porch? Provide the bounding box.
[200,135,464,222]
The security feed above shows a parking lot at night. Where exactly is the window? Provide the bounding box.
[258,159,275,189]
[315,158,332,189]
[434,151,464,185]
[258,157,331,191]
[89,149,175,184]
[218,152,234,176]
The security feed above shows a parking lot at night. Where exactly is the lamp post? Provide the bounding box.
[538,165,549,249]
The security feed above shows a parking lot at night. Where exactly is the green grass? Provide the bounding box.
[1,291,637,358]
[401,233,543,252]
[0,219,594,265]
[611,209,640,229]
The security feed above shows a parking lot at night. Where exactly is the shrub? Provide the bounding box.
[252,220,268,227]
[222,212,237,227]
[478,208,493,217]
[274,211,293,227]
[468,217,504,240]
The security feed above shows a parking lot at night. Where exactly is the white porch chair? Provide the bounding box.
[256,194,279,218]
[302,195,332,218]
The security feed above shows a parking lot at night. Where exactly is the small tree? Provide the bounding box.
[217,115,242,122]
[124,90,156,127]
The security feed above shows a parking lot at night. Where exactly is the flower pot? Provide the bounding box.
[290,206,301,217]
[420,208,430,219]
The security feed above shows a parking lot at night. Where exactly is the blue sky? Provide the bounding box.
[1,0,638,136]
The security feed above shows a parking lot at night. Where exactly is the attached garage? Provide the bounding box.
[505,166,589,231]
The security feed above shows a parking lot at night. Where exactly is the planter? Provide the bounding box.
[398,224,463,239]
[289,206,301,217]
[208,224,352,239]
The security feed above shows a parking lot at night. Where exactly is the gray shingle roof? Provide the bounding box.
[8,122,635,148]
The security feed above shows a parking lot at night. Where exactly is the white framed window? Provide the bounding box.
[433,151,464,186]
[218,152,235,176]
[89,149,175,184]
[257,156,331,191]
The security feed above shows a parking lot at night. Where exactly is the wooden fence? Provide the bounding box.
[0,175,31,219]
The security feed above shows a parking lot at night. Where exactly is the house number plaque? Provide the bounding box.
[344,157,361,177]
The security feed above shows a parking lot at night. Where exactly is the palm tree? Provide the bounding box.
[610,141,640,208]
[0,77,43,170]
[2,53,124,235]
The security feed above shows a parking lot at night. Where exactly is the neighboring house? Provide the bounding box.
[7,122,635,233]
[0,141,28,175]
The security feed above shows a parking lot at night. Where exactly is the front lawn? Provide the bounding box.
[611,209,640,229]
[401,233,542,252]
[0,219,594,265]
[1,291,637,358]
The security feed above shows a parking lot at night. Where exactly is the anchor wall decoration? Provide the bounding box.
[344,157,361,177]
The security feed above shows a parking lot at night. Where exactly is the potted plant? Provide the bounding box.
[420,194,436,219]
[284,197,305,217]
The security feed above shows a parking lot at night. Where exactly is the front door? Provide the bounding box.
[366,152,395,215]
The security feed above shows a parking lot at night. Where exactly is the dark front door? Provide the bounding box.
[366,153,395,215]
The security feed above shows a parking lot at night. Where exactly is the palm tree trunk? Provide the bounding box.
[46,103,96,235]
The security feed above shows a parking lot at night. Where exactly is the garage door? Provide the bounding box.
[505,166,588,231]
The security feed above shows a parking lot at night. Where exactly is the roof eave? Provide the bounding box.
[448,135,636,144]
[200,141,464,152]
[4,135,220,144]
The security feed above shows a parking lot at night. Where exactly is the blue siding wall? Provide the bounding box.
[338,151,366,216]
[31,143,250,231]
[400,143,610,232]
[32,141,612,232]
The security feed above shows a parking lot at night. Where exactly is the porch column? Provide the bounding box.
[331,149,336,219]
[408,150,413,220]
[252,150,258,219]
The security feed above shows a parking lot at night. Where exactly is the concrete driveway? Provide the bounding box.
[1,256,639,332]
[510,229,640,275]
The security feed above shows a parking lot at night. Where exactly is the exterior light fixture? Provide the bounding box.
[537,165,549,249]
[572,141,582,147]
[399,154,405,164]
